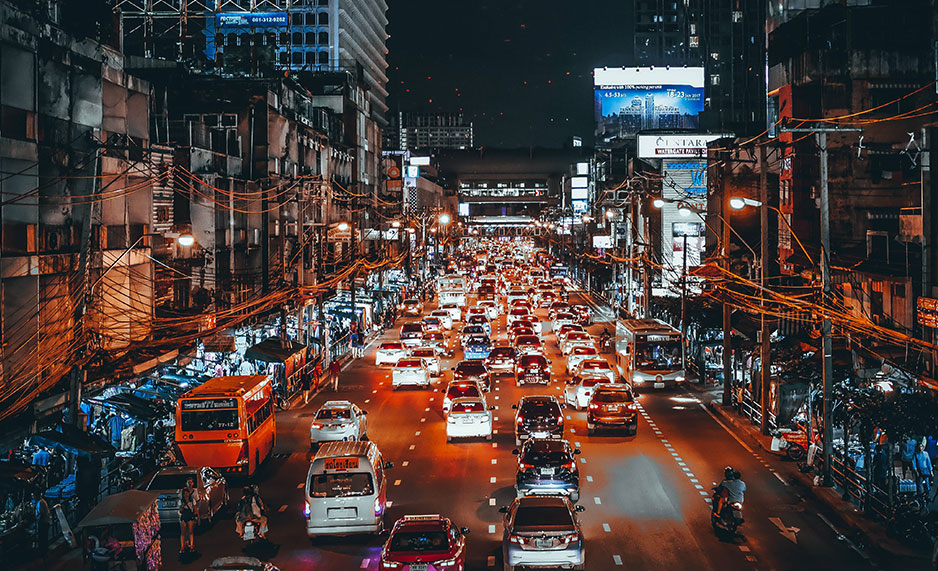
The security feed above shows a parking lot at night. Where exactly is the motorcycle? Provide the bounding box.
[770,424,817,462]
[710,484,744,534]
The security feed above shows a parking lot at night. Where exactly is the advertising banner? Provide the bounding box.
[215,12,288,27]
[595,67,705,145]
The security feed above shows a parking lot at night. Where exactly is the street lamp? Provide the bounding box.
[391,221,401,229]
[337,221,350,232]
[438,213,451,225]
[652,198,666,209]
[177,232,195,247]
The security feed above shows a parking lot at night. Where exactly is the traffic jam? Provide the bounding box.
[344,239,671,571]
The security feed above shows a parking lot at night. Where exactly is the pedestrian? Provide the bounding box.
[901,438,918,479]
[349,331,360,358]
[32,492,50,557]
[178,477,198,553]
[871,445,888,490]
[330,359,341,392]
[913,443,933,495]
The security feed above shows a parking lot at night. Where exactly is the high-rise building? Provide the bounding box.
[386,112,474,152]
[633,0,702,67]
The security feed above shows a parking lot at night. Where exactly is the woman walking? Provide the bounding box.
[178,477,198,553]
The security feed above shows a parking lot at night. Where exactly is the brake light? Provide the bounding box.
[236,442,248,465]
[561,462,576,471]
[560,532,580,544]
[520,463,536,471]
[589,403,600,410]
[311,423,323,429]
[626,403,637,410]
[509,534,528,545]
[374,497,383,515]
[556,415,564,424]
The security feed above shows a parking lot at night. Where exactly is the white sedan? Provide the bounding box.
[428,309,454,330]
[574,359,617,383]
[564,376,607,410]
[409,347,441,376]
[392,359,431,389]
[561,331,595,355]
[566,346,600,375]
[375,342,408,366]
[309,400,367,446]
[445,397,493,442]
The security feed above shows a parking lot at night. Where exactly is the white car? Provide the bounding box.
[428,310,454,330]
[438,304,462,323]
[507,308,532,326]
[392,358,431,389]
[561,332,595,355]
[310,400,367,446]
[566,346,600,375]
[564,376,608,410]
[574,359,616,383]
[442,379,486,415]
[409,347,441,376]
[446,397,493,442]
[375,342,408,366]
[477,300,500,320]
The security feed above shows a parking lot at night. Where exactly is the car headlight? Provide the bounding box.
[633,377,644,384]
[676,375,685,382]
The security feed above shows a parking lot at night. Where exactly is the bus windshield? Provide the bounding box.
[634,340,683,371]
[181,409,239,431]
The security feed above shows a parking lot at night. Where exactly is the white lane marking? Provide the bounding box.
[494,396,500,400]
[424,407,430,412]
[429,397,435,402]
[739,546,751,552]
[746,556,757,562]
[491,459,497,465]
[372,389,378,393]
[697,402,754,453]
[566,415,572,420]
[494,417,499,421]
[489,498,497,506]
[394,480,401,486]
[570,428,576,433]
[415,431,421,436]
[492,443,498,448]
[402,461,409,467]
[602,523,611,532]
[699,490,709,496]
[690,478,699,483]
[409,444,416,450]
[579,458,586,464]
[364,399,370,404]
[694,484,704,490]
[488,524,496,534]
[421,418,426,423]
[278,504,288,512]
[487,555,496,567]
[661,439,669,443]
[677,462,687,467]
[613,555,623,566]
[387,501,393,507]
[494,429,498,434]
[670,452,680,457]
[490,477,497,483]
[575,442,581,447]
[296,483,304,489]
[360,558,370,568]
[773,472,789,486]
[586,476,593,482]
[594,497,602,505]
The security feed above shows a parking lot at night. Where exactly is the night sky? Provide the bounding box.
[386,0,633,149]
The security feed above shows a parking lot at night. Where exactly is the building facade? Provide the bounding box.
[385,112,474,152]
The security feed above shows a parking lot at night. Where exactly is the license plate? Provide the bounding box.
[605,405,619,412]
[654,382,665,389]
[460,417,474,424]
[539,467,555,476]
[535,538,554,548]
[409,564,428,571]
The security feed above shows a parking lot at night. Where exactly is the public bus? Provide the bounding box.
[175,375,275,477]
[615,319,686,390]
[438,274,467,307]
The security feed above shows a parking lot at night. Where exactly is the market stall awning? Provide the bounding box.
[98,392,173,421]
[30,424,116,457]
[75,490,160,530]
[0,461,41,485]
[244,337,307,364]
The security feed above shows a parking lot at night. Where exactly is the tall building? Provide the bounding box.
[632,0,766,136]
[386,112,474,152]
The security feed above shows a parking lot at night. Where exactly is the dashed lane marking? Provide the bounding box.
[421,418,426,423]
[594,497,602,505]
[364,399,370,404]
[586,476,593,482]
[613,555,623,566]
[739,546,750,552]
[360,558,370,568]
[402,461,409,467]
[278,504,288,512]
[772,472,788,486]
[487,555,496,567]
[394,480,401,486]
[491,459,497,465]
[490,477,497,483]
[415,431,421,436]
[602,523,611,532]
[408,444,416,450]
[492,443,498,448]
[296,483,304,488]
[489,498,497,506]
[488,525,496,534]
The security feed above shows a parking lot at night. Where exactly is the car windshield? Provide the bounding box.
[452,400,485,413]
[309,472,374,498]
[513,505,574,529]
[458,363,487,375]
[467,336,489,345]
[634,340,683,370]
[463,326,485,335]
[381,343,404,350]
[397,359,422,368]
[521,442,570,464]
[520,401,559,417]
[448,384,481,399]
[424,318,440,325]
[316,408,351,420]
[519,356,547,367]
[147,473,196,490]
[573,347,597,355]
[592,389,633,403]
[412,349,435,358]
[388,530,450,553]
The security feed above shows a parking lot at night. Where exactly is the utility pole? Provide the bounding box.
[642,202,652,318]
[783,126,861,486]
[350,185,358,329]
[759,144,771,435]
[722,188,733,407]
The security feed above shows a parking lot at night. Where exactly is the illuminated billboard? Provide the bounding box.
[215,12,288,27]
[594,67,705,145]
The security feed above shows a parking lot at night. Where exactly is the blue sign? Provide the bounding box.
[595,86,704,145]
[664,161,707,197]
[215,12,288,28]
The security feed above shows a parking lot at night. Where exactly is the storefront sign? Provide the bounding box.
[593,235,613,249]
[638,134,724,158]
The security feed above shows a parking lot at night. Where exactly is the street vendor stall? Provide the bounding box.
[76,489,161,570]
[244,337,308,399]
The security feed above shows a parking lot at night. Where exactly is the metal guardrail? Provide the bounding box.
[827,454,892,522]
[733,390,777,430]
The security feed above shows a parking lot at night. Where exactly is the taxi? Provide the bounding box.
[380,514,470,570]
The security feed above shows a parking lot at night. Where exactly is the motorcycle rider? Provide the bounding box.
[714,466,746,521]
[235,485,269,539]
[600,327,612,351]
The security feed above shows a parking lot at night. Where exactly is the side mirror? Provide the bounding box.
[574,448,581,455]
[574,505,586,512]
[384,461,394,470]
[460,527,470,535]
[362,410,369,415]
[497,506,508,514]
[489,405,497,411]
[511,449,520,455]
[511,404,518,410]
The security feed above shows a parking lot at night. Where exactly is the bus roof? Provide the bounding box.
[183,375,269,398]
[618,318,679,333]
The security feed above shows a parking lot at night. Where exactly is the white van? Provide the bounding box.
[305,441,393,537]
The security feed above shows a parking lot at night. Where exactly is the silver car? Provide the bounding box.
[392,358,431,389]
[501,495,585,570]
[144,466,228,525]
[409,347,441,376]
[310,400,367,446]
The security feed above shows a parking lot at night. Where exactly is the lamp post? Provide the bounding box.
[437,213,451,274]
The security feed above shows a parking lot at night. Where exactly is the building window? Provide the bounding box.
[306,51,317,64]
[292,51,303,64]
[318,51,329,64]
[293,31,303,44]
[306,13,316,25]
[319,31,328,45]
[319,0,328,4]
[306,31,316,44]
[892,283,906,298]
[319,12,328,25]
[732,10,743,22]
[710,74,720,85]
[291,13,302,25]
[279,32,289,44]
[279,51,289,64]
[689,35,698,47]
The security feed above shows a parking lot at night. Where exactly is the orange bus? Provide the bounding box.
[175,375,275,477]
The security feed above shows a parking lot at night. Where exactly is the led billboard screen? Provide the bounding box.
[594,67,705,146]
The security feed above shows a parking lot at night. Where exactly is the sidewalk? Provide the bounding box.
[687,380,934,565]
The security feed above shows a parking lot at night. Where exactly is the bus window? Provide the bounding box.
[181,408,239,432]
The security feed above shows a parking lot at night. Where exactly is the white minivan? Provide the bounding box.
[305,441,393,537]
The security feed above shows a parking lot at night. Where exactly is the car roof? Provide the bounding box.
[514,495,570,508]
[321,400,353,408]
[520,395,558,404]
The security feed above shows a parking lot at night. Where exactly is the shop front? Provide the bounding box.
[244,337,309,399]
[76,489,161,570]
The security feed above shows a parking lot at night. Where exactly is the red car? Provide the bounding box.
[380,514,469,570]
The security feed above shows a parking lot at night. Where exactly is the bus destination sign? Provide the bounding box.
[181,398,238,410]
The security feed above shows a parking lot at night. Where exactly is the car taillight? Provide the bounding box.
[560,532,580,544]
[626,403,637,410]
[374,497,383,515]
[236,442,248,465]
[304,502,310,517]
[561,462,576,471]
[556,415,564,424]
[509,534,528,545]
[311,423,323,429]
[520,463,536,471]
[517,417,524,425]
[588,403,600,410]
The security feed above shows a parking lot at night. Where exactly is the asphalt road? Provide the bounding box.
[163,290,891,571]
